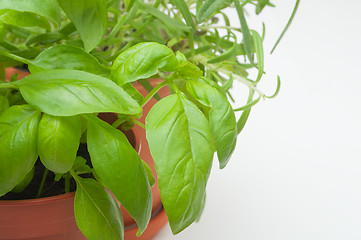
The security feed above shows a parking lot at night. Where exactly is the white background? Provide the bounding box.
[154,0,361,239]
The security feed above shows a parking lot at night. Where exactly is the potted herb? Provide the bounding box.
[0,0,298,239]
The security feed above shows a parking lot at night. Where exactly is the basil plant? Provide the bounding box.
[0,0,297,239]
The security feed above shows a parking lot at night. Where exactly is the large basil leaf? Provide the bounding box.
[86,115,152,234]
[111,42,178,86]
[0,0,61,25]
[186,80,237,168]
[0,22,5,41]
[38,114,82,173]
[29,45,110,77]
[11,166,34,193]
[0,105,40,196]
[0,95,9,115]
[74,177,124,240]
[145,93,214,234]
[57,0,108,52]
[142,160,155,187]
[0,9,51,30]
[13,69,142,116]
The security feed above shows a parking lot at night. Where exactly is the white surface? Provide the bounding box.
[154,1,361,240]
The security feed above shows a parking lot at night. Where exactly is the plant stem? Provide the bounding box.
[0,82,16,88]
[37,169,49,198]
[64,174,71,193]
[69,169,80,184]
[112,117,124,129]
[106,13,128,42]
[240,0,251,8]
[198,26,242,31]
[134,119,145,129]
[194,55,266,97]
[0,50,33,65]
[188,31,195,61]
[167,81,181,94]
[140,81,167,107]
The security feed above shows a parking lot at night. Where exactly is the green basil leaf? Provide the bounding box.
[57,0,108,52]
[28,45,110,77]
[196,0,231,23]
[186,80,237,168]
[174,51,203,81]
[0,95,9,115]
[11,165,34,193]
[0,0,61,26]
[38,114,82,173]
[111,42,178,86]
[175,62,203,81]
[0,22,5,41]
[142,160,155,187]
[0,9,51,30]
[86,115,152,234]
[74,177,124,240]
[146,93,214,234]
[13,69,142,116]
[175,51,187,63]
[0,105,40,196]
[72,156,92,174]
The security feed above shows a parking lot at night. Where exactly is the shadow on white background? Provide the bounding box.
[154,1,361,239]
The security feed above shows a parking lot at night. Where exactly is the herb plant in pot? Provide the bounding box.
[0,0,298,239]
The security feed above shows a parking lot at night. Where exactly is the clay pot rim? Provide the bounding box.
[0,191,75,206]
[0,127,141,206]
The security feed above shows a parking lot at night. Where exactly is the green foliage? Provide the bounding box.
[57,0,108,52]
[11,166,34,193]
[0,9,51,30]
[0,0,61,25]
[197,0,232,23]
[146,93,214,233]
[86,115,152,234]
[38,114,82,173]
[111,42,178,85]
[0,95,9,114]
[186,80,237,169]
[0,0,297,238]
[73,176,124,240]
[29,45,110,76]
[0,105,40,196]
[13,69,141,116]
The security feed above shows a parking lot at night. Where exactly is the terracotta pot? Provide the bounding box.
[0,69,169,239]
[0,186,168,240]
